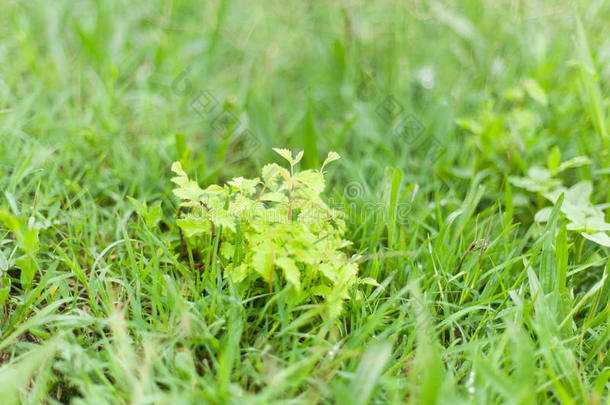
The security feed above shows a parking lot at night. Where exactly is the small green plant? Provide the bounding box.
[171,148,376,316]
[0,209,40,297]
[509,148,610,246]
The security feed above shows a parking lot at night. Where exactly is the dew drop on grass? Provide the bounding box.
[466,371,476,395]
[416,66,436,90]
[328,344,340,359]
[491,57,505,77]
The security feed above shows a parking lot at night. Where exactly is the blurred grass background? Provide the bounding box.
[4,0,607,202]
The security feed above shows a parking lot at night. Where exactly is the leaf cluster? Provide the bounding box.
[509,148,610,246]
[171,148,375,316]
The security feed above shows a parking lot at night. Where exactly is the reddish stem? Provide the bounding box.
[269,239,275,293]
[287,165,294,221]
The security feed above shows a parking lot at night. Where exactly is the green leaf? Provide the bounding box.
[262,163,289,190]
[171,161,187,176]
[557,156,591,172]
[171,166,205,202]
[564,181,592,207]
[338,263,358,286]
[175,133,187,157]
[523,78,548,106]
[127,195,147,217]
[0,282,9,306]
[321,151,340,171]
[209,209,236,232]
[273,148,294,165]
[509,166,561,193]
[0,250,8,273]
[15,258,36,288]
[534,207,553,223]
[203,184,227,194]
[318,262,338,283]
[227,177,260,196]
[231,263,251,283]
[220,242,235,260]
[293,150,304,165]
[547,146,561,174]
[251,244,273,283]
[128,197,162,228]
[168,147,375,315]
[177,216,209,238]
[275,256,301,292]
[0,210,39,288]
[359,277,380,287]
[294,170,325,195]
[583,217,610,232]
[145,202,163,228]
[259,192,288,203]
[387,167,403,248]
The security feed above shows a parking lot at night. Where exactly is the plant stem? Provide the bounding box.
[287,165,295,221]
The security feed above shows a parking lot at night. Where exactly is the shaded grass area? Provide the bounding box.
[1,0,610,403]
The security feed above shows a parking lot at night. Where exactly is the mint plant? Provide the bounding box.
[171,148,377,316]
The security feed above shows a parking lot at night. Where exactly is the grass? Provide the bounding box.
[1,0,610,403]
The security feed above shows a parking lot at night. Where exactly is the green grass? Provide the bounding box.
[1,0,610,403]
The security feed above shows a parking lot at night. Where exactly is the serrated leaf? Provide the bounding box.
[275,256,301,292]
[321,151,340,171]
[220,242,235,260]
[262,163,289,190]
[318,262,338,283]
[252,245,273,282]
[294,170,325,195]
[209,209,236,232]
[168,149,375,314]
[338,263,358,285]
[334,239,353,249]
[171,175,205,201]
[177,216,209,237]
[231,263,250,283]
[227,177,259,196]
[171,161,187,176]
[293,150,304,165]
[203,184,226,194]
[273,148,294,165]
